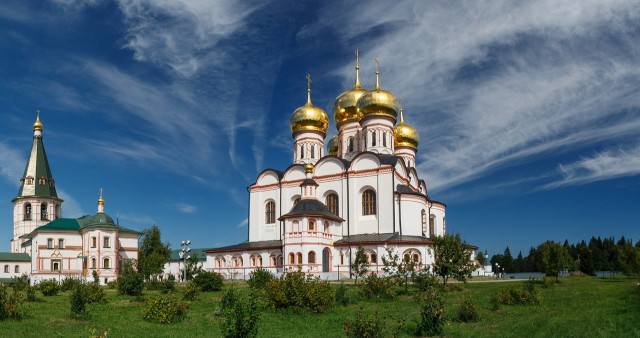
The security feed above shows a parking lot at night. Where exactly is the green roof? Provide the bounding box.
[21,239,32,247]
[16,134,58,199]
[0,252,31,261]
[167,248,207,262]
[28,213,141,236]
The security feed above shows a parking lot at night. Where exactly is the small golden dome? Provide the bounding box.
[356,62,399,121]
[33,111,43,131]
[333,60,367,125]
[98,188,104,204]
[304,162,314,173]
[290,76,329,135]
[394,109,420,149]
[327,135,339,155]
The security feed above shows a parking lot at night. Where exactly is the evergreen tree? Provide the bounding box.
[476,251,485,265]
[617,237,640,274]
[502,247,514,273]
[515,251,524,273]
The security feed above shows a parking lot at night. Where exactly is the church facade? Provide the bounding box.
[205,58,475,278]
[1,115,140,285]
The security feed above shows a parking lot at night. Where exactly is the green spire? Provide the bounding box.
[15,117,59,200]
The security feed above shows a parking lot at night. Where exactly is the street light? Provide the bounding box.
[180,240,191,282]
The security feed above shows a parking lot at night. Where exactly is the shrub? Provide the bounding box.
[61,276,83,292]
[26,285,38,302]
[117,273,144,296]
[70,285,88,317]
[192,271,224,292]
[0,284,24,320]
[360,273,397,300]
[221,292,262,338]
[145,279,163,290]
[335,283,353,306]
[11,274,29,292]
[140,294,190,324]
[263,271,335,313]
[181,281,200,301]
[343,306,385,338]
[247,268,274,289]
[458,295,479,322]
[217,288,238,315]
[413,271,439,292]
[92,270,99,284]
[162,279,176,294]
[40,279,60,296]
[415,289,447,336]
[492,285,541,307]
[106,281,117,289]
[85,282,107,304]
[543,276,555,288]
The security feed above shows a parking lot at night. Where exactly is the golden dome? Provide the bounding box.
[290,78,329,135]
[356,63,399,121]
[33,111,43,131]
[394,109,419,149]
[98,188,104,205]
[332,61,367,125]
[327,135,339,155]
[304,162,314,173]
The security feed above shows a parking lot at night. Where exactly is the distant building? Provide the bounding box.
[204,58,477,278]
[162,248,206,280]
[1,115,140,284]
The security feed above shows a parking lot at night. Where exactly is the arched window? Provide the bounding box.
[362,189,376,215]
[324,221,329,232]
[271,256,276,266]
[3,265,8,273]
[238,257,244,266]
[258,256,263,266]
[300,145,304,159]
[38,176,46,185]
[363,134,367,147]
[41,203,48,220]
[310,144,315,158]
[383,132,387,147]
[14,265,19,273]
[403,254,410,262]
[91,258,96,269]
[413,253,420,263]
[308,251,316,264]
[325,193,339,216]
[103,258,110,269]
[24,203,31,220]
[26,176,34,185]
[293,197,300,206]
[50,179,55,188]
[421,210,427,234]
[308,220,315,231]
[296,253,302,265]
[371,253,377,264]
[429,215,435,238]
[372,131,376,146]
[348,137,354,152]
[289,253,295,264]
[251,256,256,267]
[265,201,276,224]
[340,253,344,265]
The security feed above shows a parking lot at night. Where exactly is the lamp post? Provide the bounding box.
[179,240,191,282]
[495,263,500,279]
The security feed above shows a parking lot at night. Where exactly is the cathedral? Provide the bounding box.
[0,115,140,285]
[204,57,472,277]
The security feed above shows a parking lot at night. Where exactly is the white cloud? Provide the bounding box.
[543,145,640,189]
[174,203,197,214]
[57,189,85,218]
[0,143,25,185]
[235,218,248,228]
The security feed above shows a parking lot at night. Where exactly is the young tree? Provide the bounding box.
[617,238,640,275]
[539,241,574,283]
[138,225,172,280]
[350,246,369,284]
[502,247,514,273]
[381,247,419,292]
[185,253,203,280]
[430,234,476,286]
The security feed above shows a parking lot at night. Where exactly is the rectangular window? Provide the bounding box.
[58,239,64,249]
[91,237,97,248]
[47,238,53,249]
[104,237,110,248]
[51,259,61,272]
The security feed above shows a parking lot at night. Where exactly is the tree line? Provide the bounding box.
[483,236,640,275]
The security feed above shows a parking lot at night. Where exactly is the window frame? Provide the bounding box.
[362,189,377,216]
[24,203,32,220]
[103,258,110,269]
[51,259,61,272]
[325,193,339,216]
[265,200,276,224]
[308,251,316,264]
[58,239,64,249]
[103,237,111,248]
[47,238,53,249]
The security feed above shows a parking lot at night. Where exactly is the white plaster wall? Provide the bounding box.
[0,261,31,279]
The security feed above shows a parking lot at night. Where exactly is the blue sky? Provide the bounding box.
[1,0,639,258]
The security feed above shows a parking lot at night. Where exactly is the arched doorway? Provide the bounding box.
[322,248,330,272]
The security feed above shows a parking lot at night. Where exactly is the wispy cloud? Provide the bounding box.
[235,218,248,228]
[57,189,85,218]
[174,203,197,214]
[0,142,25,185]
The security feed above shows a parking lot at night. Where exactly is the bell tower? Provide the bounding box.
[11,112,64,252]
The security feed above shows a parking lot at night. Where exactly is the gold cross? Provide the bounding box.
[306,74,311,91]
[99,188,103,198]
[355,50,359,67]
[375,57,379,73]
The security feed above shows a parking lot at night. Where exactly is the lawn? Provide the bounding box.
[0,275,638,337]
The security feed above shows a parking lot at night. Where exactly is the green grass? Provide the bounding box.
[1,276,638,337]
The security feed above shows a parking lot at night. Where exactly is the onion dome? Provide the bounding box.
[33,111,43,131]
[394,109,420,149]
[327,135,338,155]
[304,162,314,173]
[332,55,368,125]
[356,60,399,121]
[290,75,329,135]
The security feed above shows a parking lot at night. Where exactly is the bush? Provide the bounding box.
[458,295,479,322]
[415,289,447,336]
[263,271,335,313]
[11,274,29,292]
[85,282,107,304]
[343,306,385,338]
[360,273,397,300]
[162,279,176,294]
[247,268,274,289]
[106,281,117,289]
[40,279,60,296]
[181,281,200,301]
[145,279,163,290]
[70,285,88,317]
[217,288,237,316]
[0,284,24,320]
[61,276,83,292]
[543,276,555,288]
[492,284,541,307]
[117,273,144,296]
[335,283,353,306]
[221,292,262,338]
[140,294,190,324]
[192,271,224,292]
[413,272,440,292]
[26,285,38,302]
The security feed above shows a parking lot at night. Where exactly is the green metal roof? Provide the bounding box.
[16,135,58,199]
[167,248,207,262]
[21,239,32,247]
[28,213,141,236]
[0,252,31,261]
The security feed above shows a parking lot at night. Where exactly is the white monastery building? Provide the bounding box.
[0,115,140,285]
[205,58,477,278]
